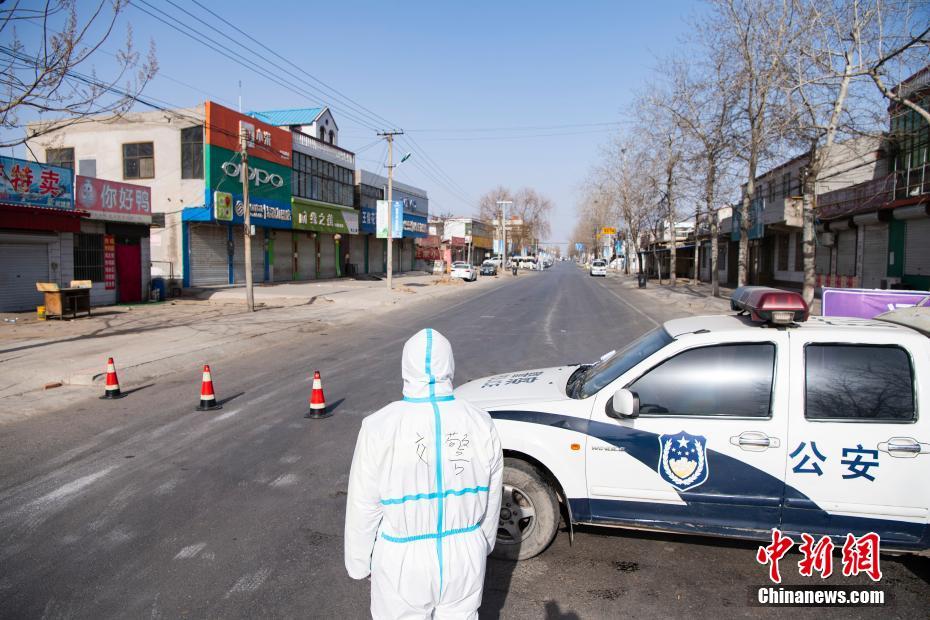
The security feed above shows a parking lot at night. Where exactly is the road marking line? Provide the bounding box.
[598,281,660,327]
[174,542,207,559]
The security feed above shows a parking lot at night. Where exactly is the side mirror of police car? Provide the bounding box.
[608,389,639,419]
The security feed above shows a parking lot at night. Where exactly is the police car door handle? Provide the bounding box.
[730,431,780,451]
[878,437,930,458]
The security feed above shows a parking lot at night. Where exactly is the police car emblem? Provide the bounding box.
[658,432,708,491]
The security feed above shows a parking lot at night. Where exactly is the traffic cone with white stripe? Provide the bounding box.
[196,364,222,411]
[306,370,330,419]
[100,357,125,399]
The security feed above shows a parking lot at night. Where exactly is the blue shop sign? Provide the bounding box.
[0,155,73,210]
[361,207,377,234]
[403,212,428,238]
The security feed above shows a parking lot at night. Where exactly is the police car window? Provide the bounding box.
[576,328,674,398]
[805,344,915,421]
[629,343,775,417]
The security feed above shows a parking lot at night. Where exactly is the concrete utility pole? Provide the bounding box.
[379,130,404,290]
[496,200,512,269]
[240,127,254,312]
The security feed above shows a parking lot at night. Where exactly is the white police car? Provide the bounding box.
[455,287,930,560]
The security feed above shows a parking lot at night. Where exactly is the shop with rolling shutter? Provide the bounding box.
[859,222,889,289]
[401,238,414,271]
[348,234,366,275]
[189,223,229,286]
[835,228,857,276]
[232,226,266,284]
[0,240,51,311]
[318,233,336,279]
[296,232,316,279]
[368,235,384,273]
[904,217,930,279]
[271,230,293,283]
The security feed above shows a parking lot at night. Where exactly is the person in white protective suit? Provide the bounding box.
[345,328,503,619]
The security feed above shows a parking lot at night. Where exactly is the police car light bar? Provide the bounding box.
[730,286,809,325]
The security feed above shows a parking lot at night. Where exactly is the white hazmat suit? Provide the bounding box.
[345,328,503,619]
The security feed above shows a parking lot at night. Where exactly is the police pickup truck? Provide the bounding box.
[455,287,930,560]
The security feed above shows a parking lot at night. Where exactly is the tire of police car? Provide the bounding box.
[492,458,560,561]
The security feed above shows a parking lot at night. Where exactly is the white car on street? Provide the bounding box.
[450,261,478,282]
[456,287,930,560]
[589,259,607,277]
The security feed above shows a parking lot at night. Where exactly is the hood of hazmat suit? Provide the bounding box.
[345,328,503,619]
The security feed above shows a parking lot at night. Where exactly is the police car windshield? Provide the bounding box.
[575,327,674,398]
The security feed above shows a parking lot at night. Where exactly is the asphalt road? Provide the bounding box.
[1,263,927,619]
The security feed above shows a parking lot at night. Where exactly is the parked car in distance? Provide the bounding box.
[590,259,607,277]
[451,261,478,282]
[480,261,498,276]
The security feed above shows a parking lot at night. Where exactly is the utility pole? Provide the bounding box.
[240,126,254,312]
[378,130,404,290]
[496,200,512,269]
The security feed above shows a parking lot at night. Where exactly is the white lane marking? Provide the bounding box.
[225,567,271,597]
[270,473,298,488]
[30,466,117,511]
[279,455,301,464]
[211,408,240,422]
[174,542,207,559]
[154,479,179,496]
[480,315,495,318]
[598,281,660,327]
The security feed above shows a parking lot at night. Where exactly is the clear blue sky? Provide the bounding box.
[11,0,706,245]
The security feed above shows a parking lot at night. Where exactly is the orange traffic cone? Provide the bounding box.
[100,357,125,399]
[197,364,222,411]
[306,370,330,419]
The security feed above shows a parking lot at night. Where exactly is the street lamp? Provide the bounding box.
[384,141,412,290]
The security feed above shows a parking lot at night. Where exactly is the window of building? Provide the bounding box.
[73,233,105,281]
[319,126,325,141]
[46,147,74,170]
[628,343,776,417]
[793,232,803,272]
[718,242,727,271]
[782,172,791,197]
[768,181,775,202]
[180,126,203,179]
[123,142,154,179]
[292,152,354,207]
[328,130,335,144]
[777,234,789,271]
[805,344,915,421]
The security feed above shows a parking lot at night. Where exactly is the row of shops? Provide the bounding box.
[0,156,153,312]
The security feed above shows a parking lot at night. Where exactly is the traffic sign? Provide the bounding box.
[601,227,617,236]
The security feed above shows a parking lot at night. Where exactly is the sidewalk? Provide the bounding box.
[0,272,505,422]
[609,272,823,316]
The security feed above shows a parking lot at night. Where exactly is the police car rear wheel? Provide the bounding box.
[492,459,559,561]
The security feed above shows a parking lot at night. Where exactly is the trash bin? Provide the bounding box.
[637,273,647,288]
[151,277,166,302]
[37,305,46,320]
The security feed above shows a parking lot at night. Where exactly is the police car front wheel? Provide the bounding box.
[492,458,559,561]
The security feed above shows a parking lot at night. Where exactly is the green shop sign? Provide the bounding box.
[205,144,292,210]
[292,197,359,234]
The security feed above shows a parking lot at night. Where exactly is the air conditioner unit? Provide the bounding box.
[880,277,901,290]
[818,232,835,247]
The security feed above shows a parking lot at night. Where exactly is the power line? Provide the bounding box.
[405,121,629,133]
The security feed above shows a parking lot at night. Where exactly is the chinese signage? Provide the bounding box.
[292,198,358,234]
[403,213,428,238]
[75,176,152,223]
[360,207,377,233]
[822,288,930,319]
[104,234,116,290]
[205,145,292,229]
[376,200,403,238]
[204,101,291,167]
[732,197,764,241]
[0,156,73,210]
[601,227,617,236]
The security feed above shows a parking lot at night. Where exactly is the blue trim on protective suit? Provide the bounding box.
[403,395,455,403]
[380,486,490,506]
[381,522,482,543]
[425,328,447,593]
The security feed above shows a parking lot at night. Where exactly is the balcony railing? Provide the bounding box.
[816,174,895,220]
[292,131,355,166]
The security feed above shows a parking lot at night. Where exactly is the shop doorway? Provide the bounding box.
[116,240,142,303]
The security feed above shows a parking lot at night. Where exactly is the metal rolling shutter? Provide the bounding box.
[189,225,229,286]
[296,233,315,279]
[318,233,336,279]
[402,239,413,271]
[392,239,401,272]
[349,234,365,274]
[904,218,930,277]
[233,227,265,284]
[835,229,857,276]
[272,231,293,282]
[0,243,49,311]
[368,235,383,273]
[860,223,888,289]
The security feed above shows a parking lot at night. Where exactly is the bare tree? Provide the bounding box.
[710,0,800,287]
[0,0,157,149]
[476,186,553,254]
[865,4,930,125]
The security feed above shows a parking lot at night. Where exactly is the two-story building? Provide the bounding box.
[355,170,429,273]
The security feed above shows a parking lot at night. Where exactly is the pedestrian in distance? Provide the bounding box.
[345,328,503,619]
